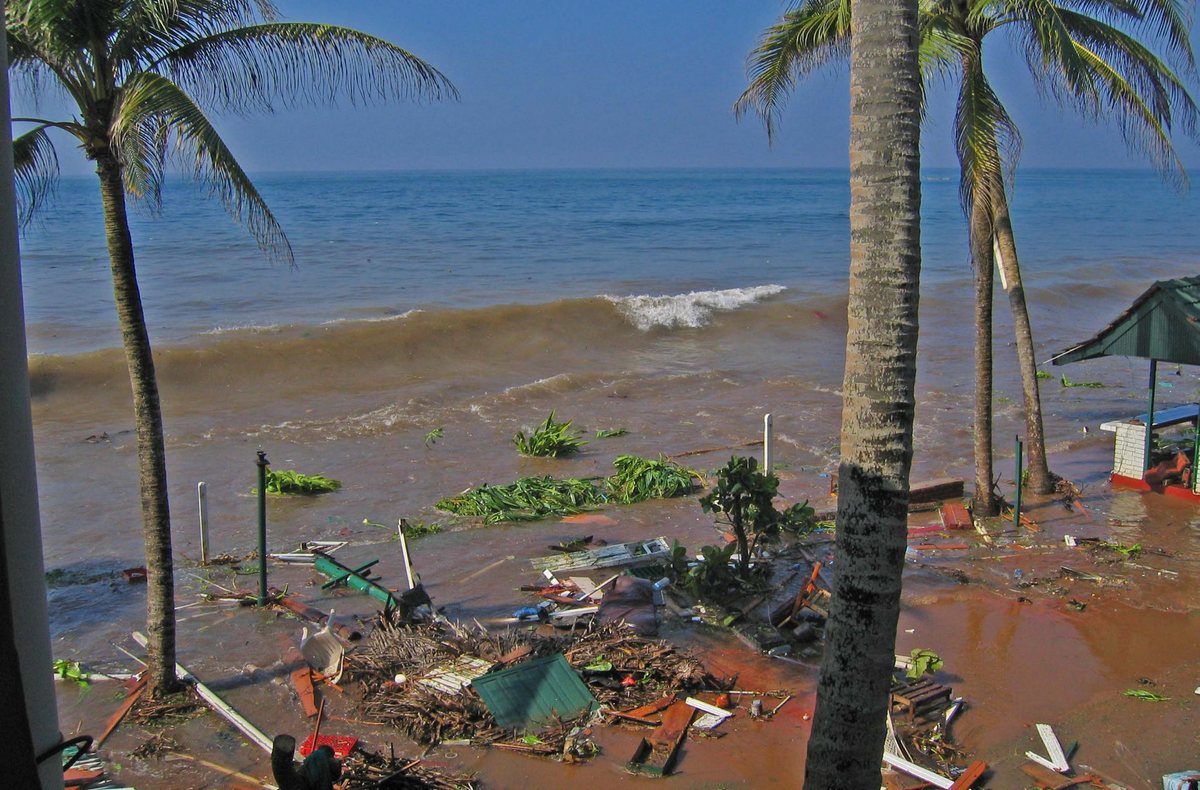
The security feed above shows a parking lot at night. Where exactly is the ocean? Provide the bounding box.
[26,168,1200,784]
[22,168,1200,568]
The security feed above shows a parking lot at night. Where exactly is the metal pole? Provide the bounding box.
[763,413,773,473]
[256,450,269,605]
[1143,359,1158,473]
[197,482,209,565]
[1013,436,1023,531]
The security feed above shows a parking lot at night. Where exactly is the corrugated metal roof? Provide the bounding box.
[472,654,596,729]
[1050,276,1200,366]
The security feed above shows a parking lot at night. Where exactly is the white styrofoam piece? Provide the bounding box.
[685,697,732,719]
[1036,723,1070,770]
[882,753,954,789]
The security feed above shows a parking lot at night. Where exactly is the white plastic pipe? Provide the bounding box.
[763,413,774,472]
[197,482,209,565]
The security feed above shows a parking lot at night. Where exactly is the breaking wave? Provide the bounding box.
[604,285,787,330]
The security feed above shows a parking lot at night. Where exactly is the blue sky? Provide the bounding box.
[14,0,1200,174]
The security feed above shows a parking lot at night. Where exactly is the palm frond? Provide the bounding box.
[734,0,850,142]
[11,125,60,229]
[158,22,457,114]
[954,55,1022,216]
[113,72,292,263]
[111,0,279,71]
[1012,1,1197,183]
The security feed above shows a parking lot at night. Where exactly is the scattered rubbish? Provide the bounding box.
[1025,723,1071,772]
[95,674,147,749]
[685,696,733,719]
[531,536,672,573]
[1123,688,1170,701]
[940,501,972,529]
[471,654,597,729]
[120,567,147,583]
[313,551,401,609]
[419,655,493,695]
[299,734,358,760]
[768,694,792,717]
[270,589,362,641]
[597,575,660,635]
[891,678,951,722]
[354,619,720,752]
[750,699,763,717]
[270,540,348,564]
[1163,771,1200,790]
[626,701,695,777]
[882,751,955,789]
[131,631,275,755]
[162,752,267,788]
[300,613,346,685]
[690,712,727,730]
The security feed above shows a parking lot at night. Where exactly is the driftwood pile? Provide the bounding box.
[349,614,726,753]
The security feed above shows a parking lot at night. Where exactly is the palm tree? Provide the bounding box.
[801,0,923,781]
[6,0,455,697]
[736,0,1198,506]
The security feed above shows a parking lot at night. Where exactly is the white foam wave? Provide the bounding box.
[604,285,786,330]
[201,322,282,336]
[320,309,424,326]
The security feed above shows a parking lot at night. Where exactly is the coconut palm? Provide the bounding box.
[801,0,924,781]
[736,0,1198,508]
[6,0,455,696]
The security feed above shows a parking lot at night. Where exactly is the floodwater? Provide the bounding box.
[25,170,1200,786]
[48,434,1200,788]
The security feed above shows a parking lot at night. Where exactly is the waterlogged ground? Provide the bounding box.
[48,439,1200,789]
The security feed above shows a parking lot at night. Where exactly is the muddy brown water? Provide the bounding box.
[49,442,1200,788]
[34,282,1200,787]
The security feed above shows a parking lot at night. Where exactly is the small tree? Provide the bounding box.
[699,456,785,578]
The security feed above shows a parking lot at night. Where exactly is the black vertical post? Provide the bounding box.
[256,449,269,605]
[1013,436,1023,531]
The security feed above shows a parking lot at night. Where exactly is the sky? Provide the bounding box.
[12,0,1200,175]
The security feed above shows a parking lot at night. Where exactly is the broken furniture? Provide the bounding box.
[531,537,672,573]
[626,700,695,777]
[890,678,952,724]
[313,551,401,608]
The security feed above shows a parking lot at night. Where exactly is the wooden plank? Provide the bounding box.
[95,673,148,748]
[949,761,987,789]
[650,701,696,748]
[908,478,966,506]
[1020,761,1087,789]
[940,501,972,530]
[625,695,676,718]
[291,665,318,718]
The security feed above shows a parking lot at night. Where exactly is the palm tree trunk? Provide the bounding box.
[971,196,998,516]
[95,154,179,697]
[990,182,1054,494]
[803,0,922,781]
